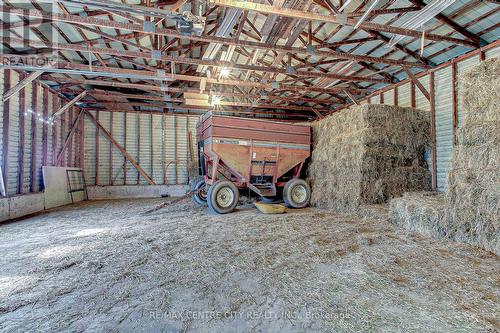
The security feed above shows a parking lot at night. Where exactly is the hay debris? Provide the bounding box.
[389,192,447,239]
[308,104,431,213]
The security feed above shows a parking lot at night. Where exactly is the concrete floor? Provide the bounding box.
[0,199,499,332]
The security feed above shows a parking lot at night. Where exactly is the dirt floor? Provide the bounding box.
[0,199,499,333]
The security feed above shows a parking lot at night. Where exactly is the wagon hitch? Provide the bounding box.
[144,189,199,214]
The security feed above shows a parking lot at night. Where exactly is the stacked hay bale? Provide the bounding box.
[389,192,447,238]
[308,104,431,213]
[444,58,500,254]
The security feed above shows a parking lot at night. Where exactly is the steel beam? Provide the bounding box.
[2,71,43,102]
[52,91,87,118]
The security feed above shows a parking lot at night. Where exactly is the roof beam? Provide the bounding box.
[403,68,430,101]
[0,6,474,57]
[52,91,87,118]
[2,70,43,102]
[209,0,477,47]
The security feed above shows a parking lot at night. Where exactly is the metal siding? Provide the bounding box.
[434,67,454,191]
[7,71,20,195]
[97,111,111,185]
[111,112,125,185]
[397,83,411,107]
[139,113,152,185]
[383,89,394,105]
[35,84,44,192]
[415,75,431,111]
[164,116,176,184]
[485,47,500,59]
[371,94,380,104]
[125,113,139,184]
[0,70,3,173]
[177,116,189,184]
[22,82,33,194]
[151,114,164,184]
[84,111,96,185]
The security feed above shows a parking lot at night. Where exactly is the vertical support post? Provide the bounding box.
[150,113,154,183]
[137,113,140,184]
[109,111,113,185]
[379,91,384,104]
[95,111,99,185]
[79,113,84,169]
[68,107,73,166]
[410,81,416,108]
[429,72,437,191]
[52,95,58,165]
[123,113,127,184]
[162,112,167,185]
[174,115,178,185]
[42,87,48,168]
[18,73,26,194]
[451,62,458,145]
[2,69,11,195]
[393,87,398,106]
[30,82,37,192]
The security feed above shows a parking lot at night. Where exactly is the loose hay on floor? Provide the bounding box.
[1,199,499,332]
[389,192,447,239]
[444,58,500,255]
[308,104,431,213]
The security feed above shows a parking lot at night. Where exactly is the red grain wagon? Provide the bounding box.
[192,113,311,214]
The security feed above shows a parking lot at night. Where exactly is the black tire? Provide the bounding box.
[207,180,239,214]
[283,178,311,208]
[191,177,208,206]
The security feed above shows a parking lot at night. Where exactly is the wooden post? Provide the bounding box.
[379,91,384,104]
[109,111,113,185]
[30,82,37,192]
[124,113,127,184]
[42,87,49,168]
[52,95,58,165]
[393,87,398,106]
[2,69,11,195]
[136,113,140,184]
[429,72,437,191]
[68,108,73,166]
[18,73,26,194]
[410,81,416,108]
[95,111,99,185]
[451,62,458,145]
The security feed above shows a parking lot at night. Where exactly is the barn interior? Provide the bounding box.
[0,0,499,332]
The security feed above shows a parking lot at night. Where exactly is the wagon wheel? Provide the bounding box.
[191,177,208,206]
[283,178,311,209]
[207,180,239,214]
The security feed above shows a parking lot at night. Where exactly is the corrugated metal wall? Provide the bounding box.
[82,111,199,186]
[339,44,499,192]
[0,69,81,197]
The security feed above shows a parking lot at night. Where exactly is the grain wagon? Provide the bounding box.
[192,113,311,214]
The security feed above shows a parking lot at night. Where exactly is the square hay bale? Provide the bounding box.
[389,192,447,238]
[308,104,431,213]
[444,57,500,255]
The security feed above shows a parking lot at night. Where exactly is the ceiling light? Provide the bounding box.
[220,68,230,78]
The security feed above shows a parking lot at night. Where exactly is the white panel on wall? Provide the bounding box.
[383,90,394,105]
[370,94,380,104]
[164,115,176,184]
[125,113,139,184]
[415,75,431,112]
[97,111,111,185]
[151,114,164,184]
[433,67,454,191]
[84,111,96,185]
[139,113,152,185]
[397,83,411,107]
[177,116,189,184]
[111,112,125,185]
[485,47,500,59]
[0,70,4,173]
